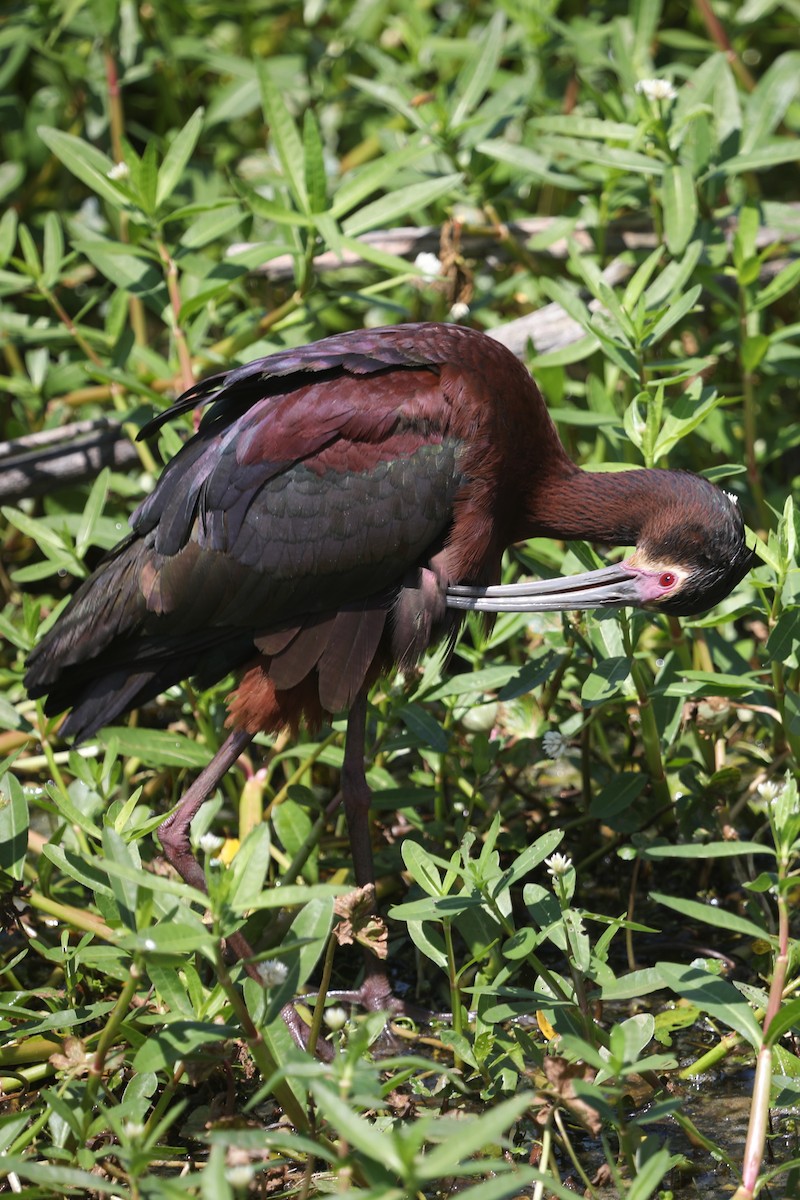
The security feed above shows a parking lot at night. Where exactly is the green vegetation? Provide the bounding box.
[1,1,799,1196]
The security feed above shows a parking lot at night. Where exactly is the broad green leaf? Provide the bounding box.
[719,142,800,175]
[581,656,632,706]
[342,173,463,237]
[418,1094,533,1179]
[401,839,444,896]
[179,204,245,249]
[128,918,213,955]
[227,822,273,909]
[38,127,132,210]
[332,141,435,218]
[645,283,701,345]
[755,258,800,311]
[133,1019,240,1072]
[405,918,448,969]
[741,52,800,154]
[41,211,64,287]
[156,107,204,208]
[622,245,665,311]
[0,208,18,265]
[662,163,697,256]
[529,115,637,140]
[102,826,140,932]
[311,1081,403,1173]
[653,385,722,460]
[641,841,772,859]
[259,67,308,213]
[75,467,110,558]
[303,108,327,214]
[450,12,505,128]
[765,998,800,1048]
[477,139,584,189]
[423,664,520,701]
[655,962,763,1048]
[399,703,449,754]
[0,769,28,880]
[96,726,213,768]
[652,892,770,943]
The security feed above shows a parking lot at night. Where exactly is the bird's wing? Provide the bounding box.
[137,322,462,437]
[131,366,464,630]
[25,363,466,733]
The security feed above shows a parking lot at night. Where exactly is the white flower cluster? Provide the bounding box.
[635,78,678,102]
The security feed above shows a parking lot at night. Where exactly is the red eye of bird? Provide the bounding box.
[659,572,677,589]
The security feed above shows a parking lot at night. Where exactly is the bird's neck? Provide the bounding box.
[522,466,681,548]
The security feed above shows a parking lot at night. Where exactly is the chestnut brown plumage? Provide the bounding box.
[25,323,753,1040]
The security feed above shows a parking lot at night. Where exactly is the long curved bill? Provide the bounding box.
[446,562,642,614]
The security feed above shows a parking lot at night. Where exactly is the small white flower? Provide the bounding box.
[122,1120,145,1140]
[414,251,443,278]
[324,1005,349,1031]
[256,959,288,987]
[107,160,130,181]
[143,938,157,952]
[199,832,225,856]
[448,301,470,320]
[542,730,570,759]
[635,78,677,103]
[545,852,573,878]
[757,780,784,803]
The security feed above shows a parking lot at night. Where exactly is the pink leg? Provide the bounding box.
[337,692,401,1012]
[158,727,324,1054]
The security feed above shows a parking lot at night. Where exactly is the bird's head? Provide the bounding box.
[447,477,754,619]
[622,481,754,616]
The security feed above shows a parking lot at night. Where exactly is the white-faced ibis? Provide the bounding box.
[25,323,752,1043]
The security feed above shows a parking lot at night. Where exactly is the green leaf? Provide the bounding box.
[96,727,214,768]
[720,142,800,176]
[741,52,800,154]
[311,1081,403,1173]
[133,1019,239,1072]
[754,257,800,311]
[529,115,637,141]
[401,840,444,897]
[645,283,701,345]
[423,664,520,702]
[662,163,697,256]
[0,208,18,266]
[259,67,308,213]
[741,333,770,373]
[418,1094,533,1179]
[0,769,28,881]
[156,107,204,208]
[476,139,584,189]
[655,962,763,1048]
[75,467,110,558]
[450,12,506,128]
[581,656,632,706]
[38,127,132,210]
[331,141,434,218]
[399,703,449,754]
[42,211,64,287]
[221,822,270,909]
[651,892,770,942]
[765,998,800,1048]
[342,173,463,238]
[643,841,772,859]
[302,108,327,214]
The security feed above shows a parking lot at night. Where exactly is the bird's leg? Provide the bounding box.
[158,728,325,1055]
[336,691,399,1013]
[158,728,255,892]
